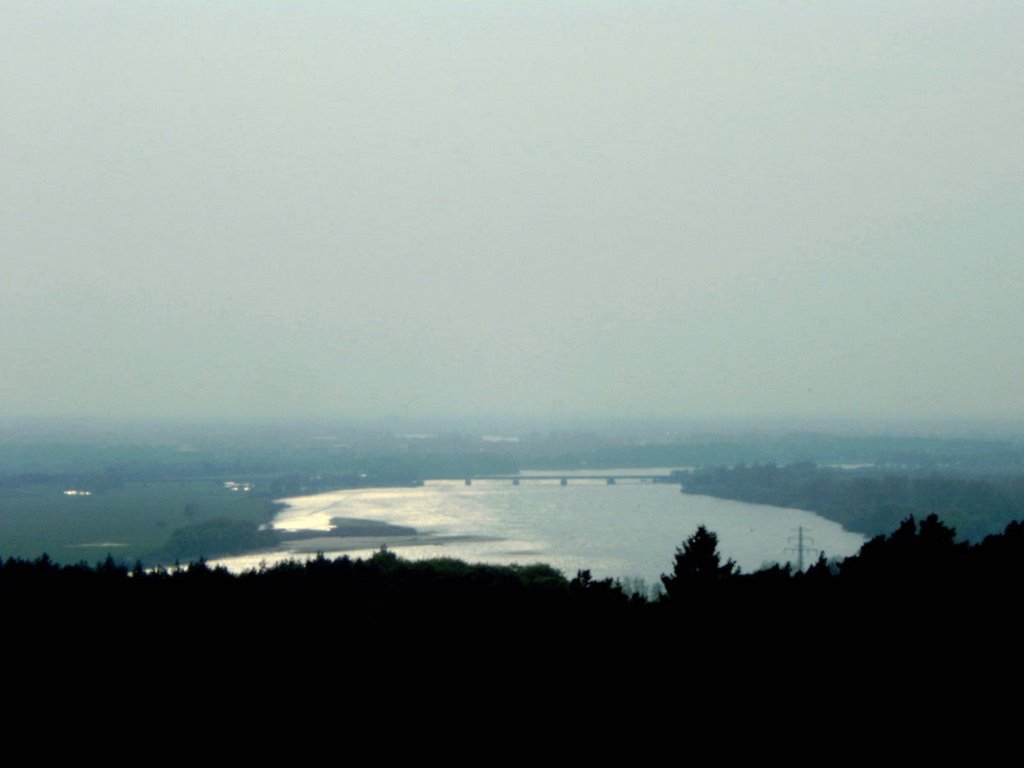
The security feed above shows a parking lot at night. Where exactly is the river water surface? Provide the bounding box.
[214,469,865,584]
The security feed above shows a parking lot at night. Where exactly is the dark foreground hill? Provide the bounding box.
[6,514,1024,672]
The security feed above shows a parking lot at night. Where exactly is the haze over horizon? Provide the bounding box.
[4,3,1023,428]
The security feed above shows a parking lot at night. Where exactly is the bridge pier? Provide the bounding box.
[560,477,568,486]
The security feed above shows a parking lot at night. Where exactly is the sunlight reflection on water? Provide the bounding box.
[215,472,866,583]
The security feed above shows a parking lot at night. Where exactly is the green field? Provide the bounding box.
[0,479,280,565]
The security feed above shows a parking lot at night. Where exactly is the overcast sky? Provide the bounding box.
[3,2,1023,429]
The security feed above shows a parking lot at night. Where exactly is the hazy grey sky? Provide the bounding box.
[3,2,1023,426]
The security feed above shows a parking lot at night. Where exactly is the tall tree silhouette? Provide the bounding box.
[661,525,737,600]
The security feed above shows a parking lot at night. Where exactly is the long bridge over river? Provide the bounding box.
[464,473,683,486]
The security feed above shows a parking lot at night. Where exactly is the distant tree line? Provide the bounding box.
[521,433,1024,473]
[0,438,519,490]
[683,462,1024,540]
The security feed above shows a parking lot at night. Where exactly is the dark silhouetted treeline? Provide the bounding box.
[684,462,1024,540]
[6,514,1024,658]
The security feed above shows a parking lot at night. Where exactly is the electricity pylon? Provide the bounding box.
[785,526,820,572]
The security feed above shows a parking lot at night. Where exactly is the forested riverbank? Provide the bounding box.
[683,463,1024,541]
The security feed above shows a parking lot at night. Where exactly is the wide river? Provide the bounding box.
[214,469,865,586]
